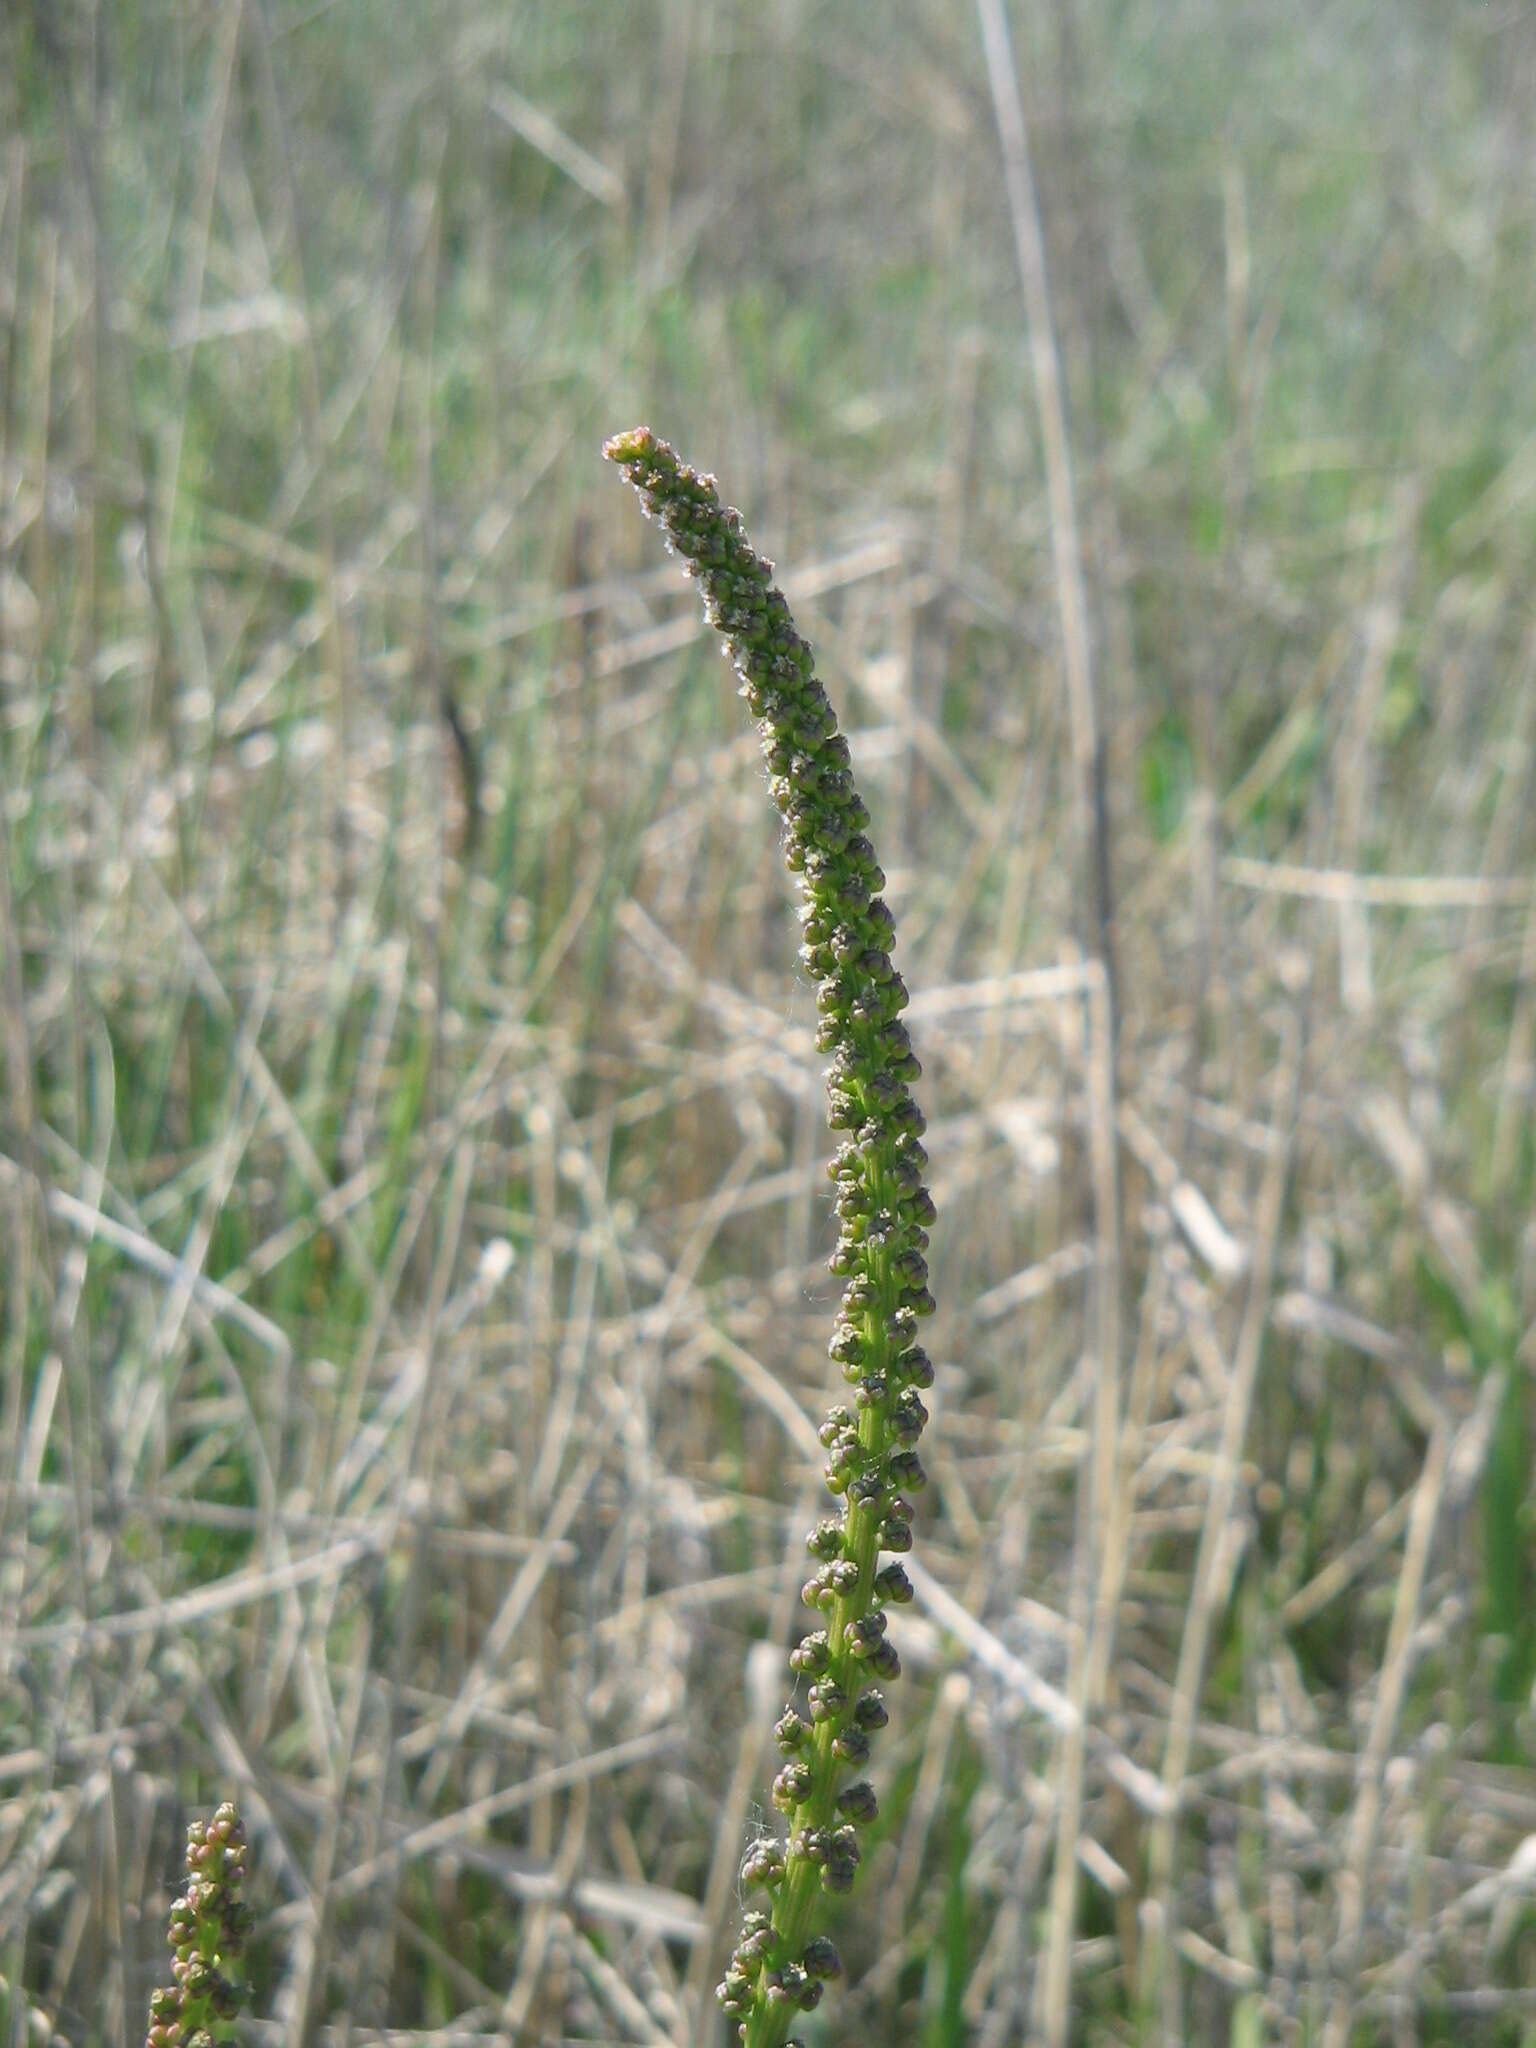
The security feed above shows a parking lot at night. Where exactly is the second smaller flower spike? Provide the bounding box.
[144,1803,250,2048]
[605,429,936,2048]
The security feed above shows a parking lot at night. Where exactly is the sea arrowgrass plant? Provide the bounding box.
[143,1804,250,2048]
[604,429,936,2048]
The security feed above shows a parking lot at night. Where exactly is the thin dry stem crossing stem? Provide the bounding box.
[1322,1415,1450,2048]
[974,9,1123,2030]
[1333,482,1420,1014]
[1143,1009,1302,2027]
[975,0,1116,1012]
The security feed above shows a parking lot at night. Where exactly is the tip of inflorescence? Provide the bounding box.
[602,425,660,466]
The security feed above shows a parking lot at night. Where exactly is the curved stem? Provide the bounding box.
[605,430,938,2047]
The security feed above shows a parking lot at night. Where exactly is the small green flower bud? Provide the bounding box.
[774,1710,810,1753]
[802,1936,843,1980]
[827,1086,861,1129]
[890,1152,925,1194]
[855,1690,889,1730]
[824,1428,864,1483]
[892,1391,929,1443]
[847,1612,887,1658]
[828,1322,865,1368]
[817,1407,853,1447]
[815,969,848,1013]
[893,1247,929,1289]
[868,1640,901,1679]
[806,1559,856,1606]
[808,1680,848,1722]
[842,1275,878,1313]
[789,1631,830,1676]
[831,1724,869,1765]
[864,1068,900,1110]
[730,1929,776,1985]
[772,1764,815,1813]
[849,1469,888,1508]
[896,1345,935,1388]
[890,1088,922,1129]
[878,1018,912,1063]
[741,1842,786,1890]
[807,1517,845,1560]
[887,1449,927,1491]
[836,1780,879,1822]
[875,1561,915,1605]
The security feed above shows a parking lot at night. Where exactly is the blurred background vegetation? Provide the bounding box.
[1,2,1534,2043]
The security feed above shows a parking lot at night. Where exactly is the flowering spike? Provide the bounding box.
[143,1804,248,2048]
[606,430,939,2048]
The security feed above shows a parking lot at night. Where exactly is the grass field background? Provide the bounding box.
[1,3,1534,2042]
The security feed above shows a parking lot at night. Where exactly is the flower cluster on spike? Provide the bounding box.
[144,1804,249,2048]
[604,429,936,2048]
